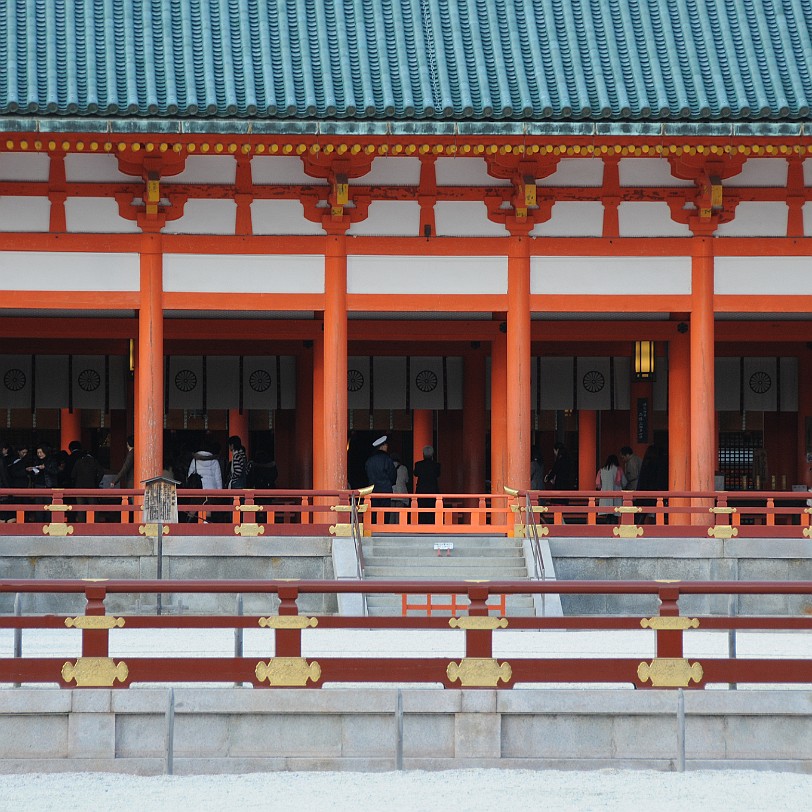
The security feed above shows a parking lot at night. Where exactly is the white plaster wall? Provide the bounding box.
[0,197,50,231]
[618,158,692,187]
[715,203,788,237]
[618,202,692,237]
[65,154,135,181]
[803,159,812,186]
[163,156,236,185]
[251,200,325,235]
[65,198,140,233]
[0,252,139,290]
[163,200,236,234]
[435,157,509,186]
[347,255,508,294]
[434,201,508,236]
[802,202,812,236]
[715,256,812,295]
[252,156,325,185]
[725,159,788,187]
[347,201,420,236]
[531,202,604,237]
[539,158,604,187]
[0,153,50,182]
[531,256,691,295]
[163,254,325,293]
[354,157,420,186]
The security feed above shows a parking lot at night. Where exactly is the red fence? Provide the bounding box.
[1,579,810,689]
[1,488,811,538]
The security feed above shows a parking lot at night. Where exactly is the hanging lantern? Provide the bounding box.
[634,341,656,381]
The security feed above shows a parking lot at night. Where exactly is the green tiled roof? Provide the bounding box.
[2,0,812,125]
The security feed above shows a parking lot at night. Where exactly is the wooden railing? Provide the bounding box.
[0,488,810,537]
[1,579,810,689]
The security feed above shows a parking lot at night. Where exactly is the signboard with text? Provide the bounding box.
[142,478,179,524]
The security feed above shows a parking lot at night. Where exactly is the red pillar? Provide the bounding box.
[136,233,164,485]
[490,331,507,494]
[412,409,434,472]
[295,348,314,488]
[312,333,325,490]
[690,237,716,493]
[322,230,348,490]
[463,350,486,493]
[669,327,691,523]
[578,410,597,491]
[228,409,250,459]
[60,409,82,451]
[506,233,532,491]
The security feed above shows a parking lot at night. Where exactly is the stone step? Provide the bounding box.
[362,546,525,558]
[364,537,519,551]
[364,570,530,580]
[363,556,525,569]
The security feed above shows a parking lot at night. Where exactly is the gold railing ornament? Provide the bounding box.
[255,657,321,687]
[447,658,512,687]
[640,617,699,631]
[258,616,318,629]
[61,657,129,687]
[707,525,738,539]
[637,658,703,688]
[803,527,812,539]
[613,525,644,539]
[234,504,265,537]
[448,617,508,631]
[42,510,74,537]
[138,524,170,536]
[65,616,125,630]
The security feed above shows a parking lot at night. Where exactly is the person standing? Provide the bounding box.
[413,445,441,525]
[391,452,410,509]
[544,442,572,490]
[620,446,642,491]
[596,454,627,523]
[530,447,544,491]
[227,436,247,489]
[365,435,397,524]
[71,445,105,522]
[111,436,135,489]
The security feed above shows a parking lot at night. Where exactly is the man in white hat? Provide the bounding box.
[365,435,397,524]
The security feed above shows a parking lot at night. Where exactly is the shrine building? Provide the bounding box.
[1,0,812,496]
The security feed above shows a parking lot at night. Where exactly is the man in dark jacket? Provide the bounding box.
[365,435,397,524]
[71,446,106,522]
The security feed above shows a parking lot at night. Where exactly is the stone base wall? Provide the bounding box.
[0,688,808,773]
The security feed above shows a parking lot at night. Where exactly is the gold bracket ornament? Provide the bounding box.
[640,617,699,631]
[234,505,265,537]
[707,525,738,539]
[803,527,812,539]
[447,658,512,687]
[65,616,125,630]
[42,522,74,537]
[637,658,703,688]
[255,657,321,686]
[449,617,508,631]
[615,506,642,514]
[258,616,318,629]
[61,657,129,687]
[613,525,644,539]
[138,524,170,536]
[45,504,72,512]
[329,523,352,537]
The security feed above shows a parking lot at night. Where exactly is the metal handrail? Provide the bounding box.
[350,492,365,580]
[524,492,545,581]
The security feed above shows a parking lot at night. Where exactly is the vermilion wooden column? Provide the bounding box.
[690,237,716,516]
[490,331,507,494]
[669,328,691,524]
[295,348,314,488]
[323,231,348,490]
[506,233,531,491]
[578,410,597,491]
[412,409,433,471]
[60,409,82,450]
[312,333,325,490]
[228,410,250,459]
[136,233,164,485]
[463,350,486,493]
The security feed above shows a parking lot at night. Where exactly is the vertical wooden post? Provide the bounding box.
[412,409,433,470]
[463,350,486,493]
[295,347,314,489]
[669,327,691,524]
[322,230,348,490]
[136,233,164,485]
[579,410,597,491]
[490,330,507,495]
[312,333,325,490]
[506,233,531,491]
[60,409,82,451]
[228,410,250,459]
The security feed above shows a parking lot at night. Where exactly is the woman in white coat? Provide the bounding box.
[595,454,626,523]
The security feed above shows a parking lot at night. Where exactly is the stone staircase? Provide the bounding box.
[361,534,537,617]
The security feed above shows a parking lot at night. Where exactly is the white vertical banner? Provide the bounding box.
[780,357,798,412]
[653,355,669,411]
[613,357,631,410]
[446,356,463,409]
[715,358,740,411]
[347,356,371,410]
[168,356,204,410]
[373,357,407,409]
[242,356,277,410]
[71,355,106,410]
[540,357,574,410]
[206,356,240,409]
[35,355,69,408]
[279,356,296,408]
[743,357,778,411]
[410,356,444,409]
[108,355,127,410]
[0,355,32,408]
[576,357,611,410]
